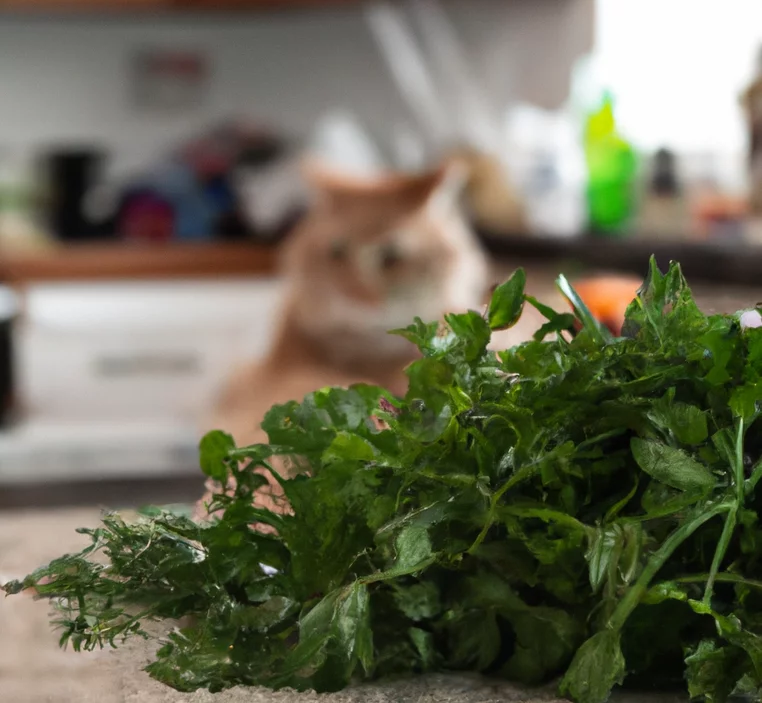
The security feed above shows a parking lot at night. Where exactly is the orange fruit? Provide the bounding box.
[571,274,642,336]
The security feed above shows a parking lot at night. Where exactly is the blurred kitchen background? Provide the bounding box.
[0,0,760,509]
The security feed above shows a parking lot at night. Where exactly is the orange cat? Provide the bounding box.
[192,160,629,520]
[204,160,489,447]
[195,159,491,517]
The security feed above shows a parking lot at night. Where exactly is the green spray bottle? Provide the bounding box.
[583,91,637,234]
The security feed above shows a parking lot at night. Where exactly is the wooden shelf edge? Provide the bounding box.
[0,242,280,284]
[0,0,359,13]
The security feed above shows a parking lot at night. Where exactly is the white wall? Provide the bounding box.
[595,0,762,190]
[0,0,593,179]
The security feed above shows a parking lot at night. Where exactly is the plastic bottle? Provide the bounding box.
[583,91,638,235]
[0,151,49,251]
[636,147,690,239]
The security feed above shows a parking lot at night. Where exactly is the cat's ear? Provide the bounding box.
[298,155,470,211]
[299,157,359,195]
[425,157,471,217]
[299,157,388,203]
[390,159,470,213]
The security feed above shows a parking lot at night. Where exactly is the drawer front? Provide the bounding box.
[15,281,282,422]
[17,327,263,421]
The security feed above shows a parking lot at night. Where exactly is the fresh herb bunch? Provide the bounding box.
[5,259,762,703]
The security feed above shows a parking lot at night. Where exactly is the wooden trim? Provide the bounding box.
[175,0,358,7]
[0,0,357,10]
[0,242,279,284]
[0,0,168,9]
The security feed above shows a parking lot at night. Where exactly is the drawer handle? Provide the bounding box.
[93,353,201,378]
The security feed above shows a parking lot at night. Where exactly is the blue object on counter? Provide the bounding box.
[115,158,247,242]
[153,162,216,242]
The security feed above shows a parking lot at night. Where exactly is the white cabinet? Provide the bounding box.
[16,277,284,423]
[0,277,284,483]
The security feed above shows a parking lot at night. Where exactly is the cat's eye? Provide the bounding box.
[379,244,403,270]
[329,240,348,261]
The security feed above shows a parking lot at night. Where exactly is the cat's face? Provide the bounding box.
[281,161,489,360]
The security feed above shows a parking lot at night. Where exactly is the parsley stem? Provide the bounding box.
[702,507,738,606]
[703,417,744,606]
[673,573,762,590]
[466,461,539,554]
[608,501,731,632]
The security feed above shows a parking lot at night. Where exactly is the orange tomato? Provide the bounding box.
[571,275,642,336]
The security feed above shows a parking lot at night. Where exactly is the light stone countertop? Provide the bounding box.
[0,509,685,703]
[1,264,754,702]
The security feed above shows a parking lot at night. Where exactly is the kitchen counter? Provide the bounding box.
[482,231,762,286]
[493,260,762,319]
[0,264,758,700]
[0,509,683,703]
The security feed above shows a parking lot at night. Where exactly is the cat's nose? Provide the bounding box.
[380,246,403,271]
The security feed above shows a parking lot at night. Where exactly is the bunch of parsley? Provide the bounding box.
[5,258,762,703]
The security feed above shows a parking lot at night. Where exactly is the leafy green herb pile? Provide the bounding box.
[6,259,762,703]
